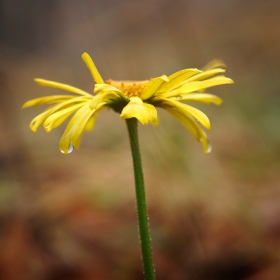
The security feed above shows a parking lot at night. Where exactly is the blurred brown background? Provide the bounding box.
[1,0,280,279]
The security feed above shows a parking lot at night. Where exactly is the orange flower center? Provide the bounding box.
[106,79,150,98]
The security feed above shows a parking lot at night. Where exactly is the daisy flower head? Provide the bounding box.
[22,53,233,154]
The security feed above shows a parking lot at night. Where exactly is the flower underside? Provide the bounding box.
[22,53,233,154]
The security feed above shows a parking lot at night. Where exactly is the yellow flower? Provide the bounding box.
[22,53,233,154]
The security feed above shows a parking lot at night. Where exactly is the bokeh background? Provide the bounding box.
[1,0,280,279]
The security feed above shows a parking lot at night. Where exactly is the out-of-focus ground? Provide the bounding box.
[1,0,280,279]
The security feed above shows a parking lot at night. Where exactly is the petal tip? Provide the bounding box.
[34,78,43,84]
[81,52,90,60]
[201,137,212,153]
[81,52,104,84]
[21,103,28,109]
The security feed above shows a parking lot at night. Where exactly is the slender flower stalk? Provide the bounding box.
[22,53,233,278]
[126,118,155,279]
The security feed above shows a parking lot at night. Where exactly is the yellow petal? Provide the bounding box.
[94,84,123,95]
[161,99,210,130]
[141,75,169,100]
[185,68,226,82]
[94,84,128,102]
[178,76,233,95]
[67,111,99,151]
[164,106,211,153]
[120,97,149,124]
[73,111,99,148]
[22,95,73,108]
[143,103,158,124]
[159,69,201,92]
[26,96,92,132]
[34,79,91,96]
[29,106,56,132]
[44,103,85,132]
[82,52,104,84]
[28,97,86,132]
[202,59,226,71]
[90,95,107,110]
[194,75,234,90]
[59,105,96,154]
[84,113,98,131]
[90,92,124,111]
[177,93,222,105]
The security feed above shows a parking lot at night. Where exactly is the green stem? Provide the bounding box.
[126,118,156,280]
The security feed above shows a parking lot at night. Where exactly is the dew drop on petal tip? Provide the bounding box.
[206,142,212,153]
[60,142,74,154]
[68,143,74,153]
[176,96,182,101]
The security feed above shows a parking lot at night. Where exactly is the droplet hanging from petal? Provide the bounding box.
[60,142,74,154]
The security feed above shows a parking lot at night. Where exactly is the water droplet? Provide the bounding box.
[200,137,212,153]
[60,142,74,154]
[68,143,74,153]
[176,96,182,100]
[206,141,212,153]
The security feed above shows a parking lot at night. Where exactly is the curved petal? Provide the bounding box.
[34,79,91,96]
[164,106,211,153]
[161,76,233,98]
[82,52,104,84]
[29,105,57,132]
[94,84,128,102]
[28,96,90,132]
[179,76,233,94]
[177,93,222,105]
[94,84,123,95]
[84,113,98,131]
[22,95,73,108]
[202,59,226,71]
[59,104,97,154]
[159,69,201,92]
[143,103,158,124]
[185,68,226,82]
[44,103,85,132]
[141,75,169,100]
[120,97,149,124]
[73,111,99,148]
[72,110,99,149]
[161,99,210,130]
[90,93,122,110]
